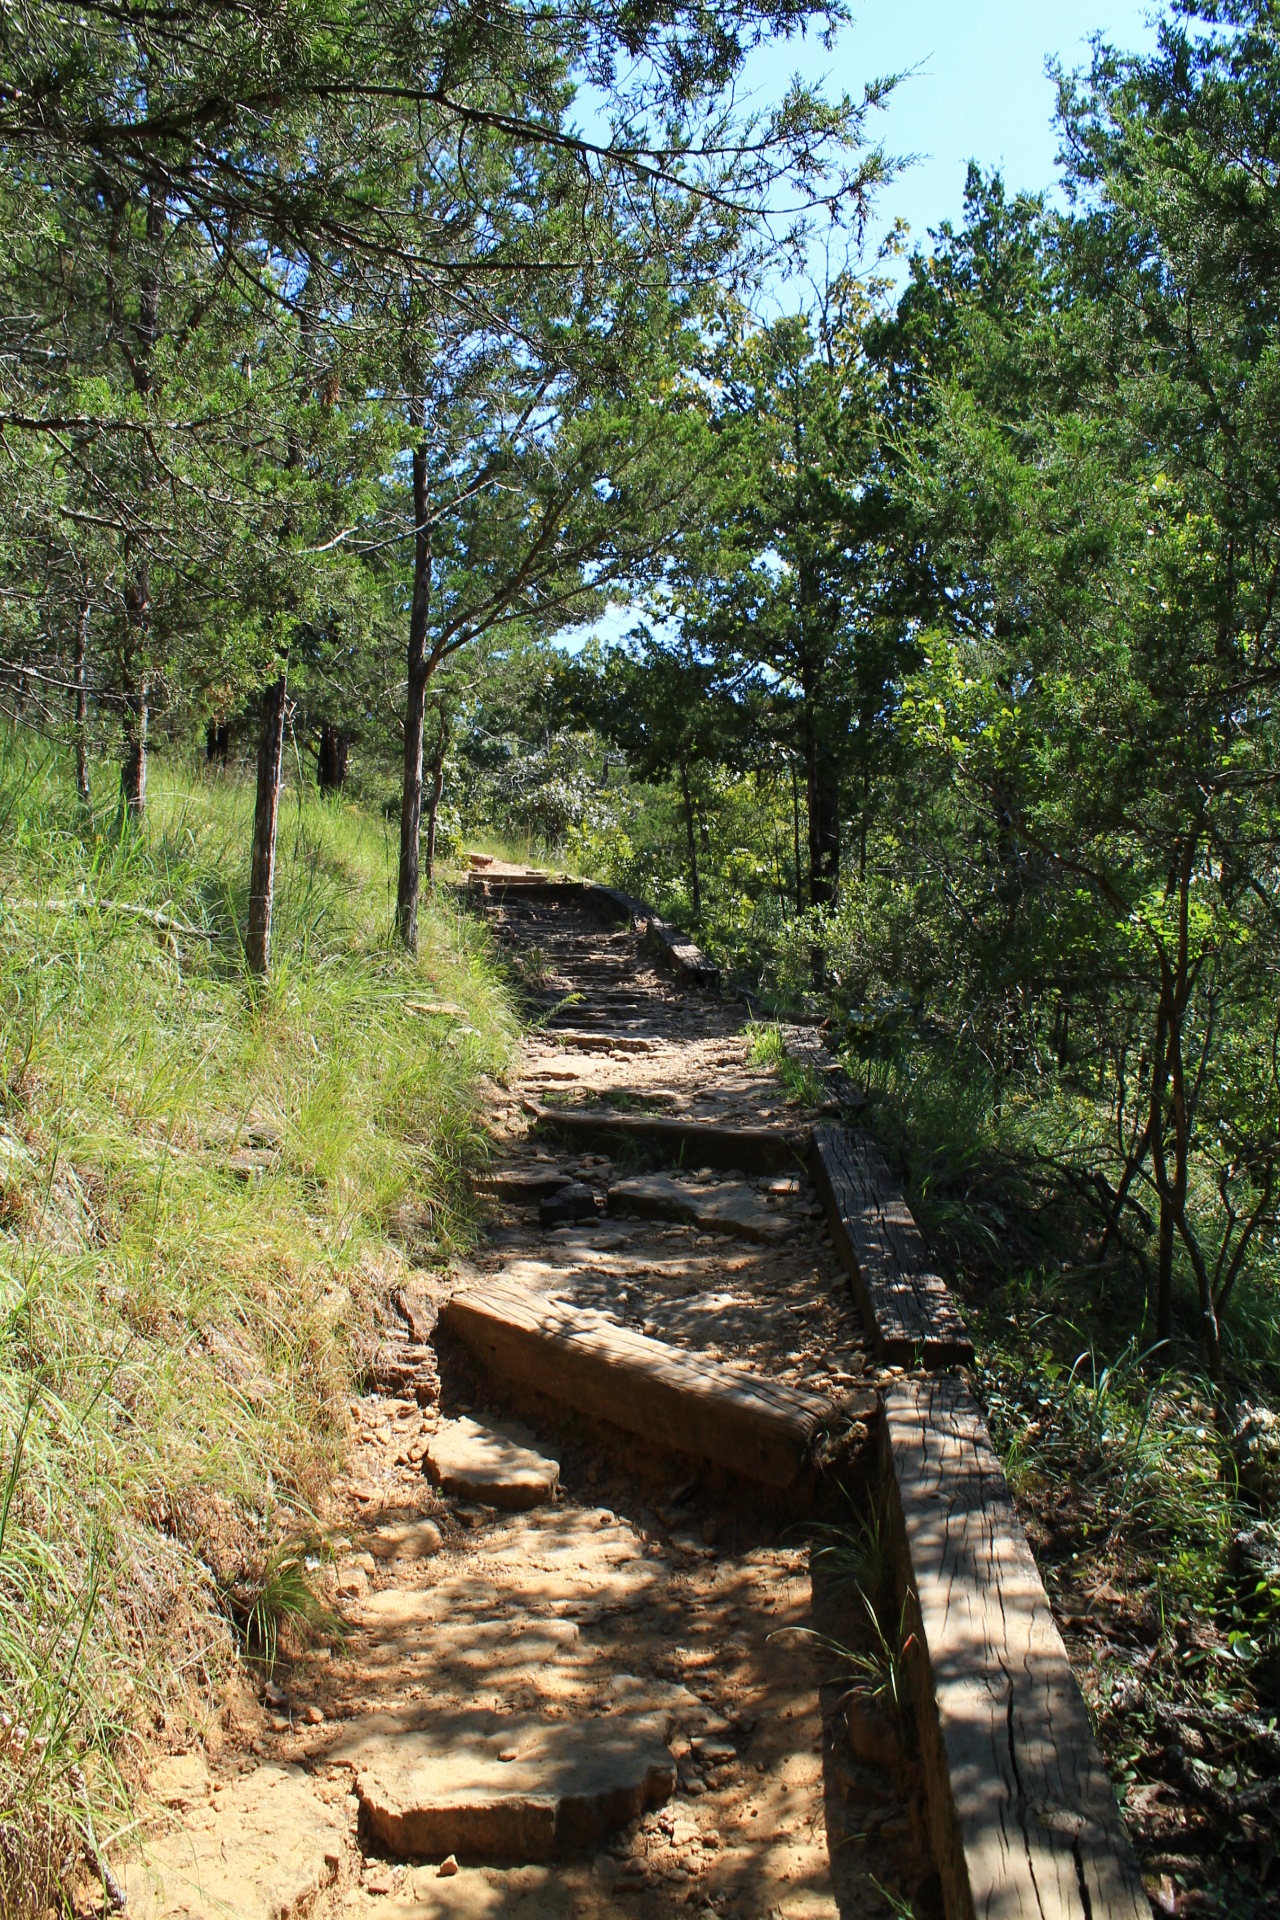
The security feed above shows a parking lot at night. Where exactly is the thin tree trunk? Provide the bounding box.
[119,184,165,815]
[678,757,702,920]
[858,762,869,882]
[397,408,431,952]
[246,670,288,978]
[119,675,149,817]
[806,743,840,910]
[424,715,447,885]
[73,601,90,805]
[791,762,803,915]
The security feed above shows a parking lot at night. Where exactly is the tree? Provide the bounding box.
[654,275,910,961]
[880,6,1280,1372]
[570,632,730,919]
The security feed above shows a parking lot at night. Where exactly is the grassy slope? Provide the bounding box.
[0,731,515,1912]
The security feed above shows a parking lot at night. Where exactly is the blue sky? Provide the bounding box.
[762,0,1160,269]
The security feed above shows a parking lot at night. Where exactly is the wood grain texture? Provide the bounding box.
[884,1378,1149,1920]
[443,1280,836,1487]
[809,1124,974,1366]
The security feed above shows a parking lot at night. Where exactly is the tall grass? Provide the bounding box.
[0,728,516,1910]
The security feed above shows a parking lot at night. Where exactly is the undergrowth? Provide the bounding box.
[844,1036,1280,1916]
[0,727,515,1913]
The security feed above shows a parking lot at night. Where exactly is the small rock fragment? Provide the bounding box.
[438,1855,459,1878]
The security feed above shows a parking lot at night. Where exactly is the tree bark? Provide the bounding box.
[397,410,431,952]
[678,756,702,920]
[119,183,165,815]
[424,718,447,885]
[791,761,804,914]
[317,723,350,791]
[246,670,288,978]
[806,742,840,910]
[119,675,149,817]
[73,601,90,805]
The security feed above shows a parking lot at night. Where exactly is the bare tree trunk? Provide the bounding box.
[678,756,702,920]
[119,185,165,816]
[317,723,350,791]
[791,762,803,915]
[424,710,448,885]
[73,601,90,805]
[806,743,840,910]
[246,671,288,978]
[397,407,431,951]
[119,674,149,817]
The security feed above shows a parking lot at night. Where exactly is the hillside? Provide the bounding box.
[0,735,515,1913]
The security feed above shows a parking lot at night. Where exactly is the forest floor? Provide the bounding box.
[113,876,928,1920]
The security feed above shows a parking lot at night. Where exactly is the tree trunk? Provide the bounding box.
[119,675,149,818]
[246,671,288,978]
[678,757,702,920]
[791,762,803,915]
[317,723,350,792]
[806,743,840,910]
[119,185,165,815]
[424,711,448,885]
[205,720,229,766]
[397,415,431,952]
[73,601,90,805]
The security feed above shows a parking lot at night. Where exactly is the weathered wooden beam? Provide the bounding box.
[443,1280,843,1488]
[809,1124,974,1367]
[883,1378,1148,1920]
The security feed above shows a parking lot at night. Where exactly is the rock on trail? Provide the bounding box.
[329,1707,677,1860]
[424,1415,560,1509]
[122,1761,349,1920]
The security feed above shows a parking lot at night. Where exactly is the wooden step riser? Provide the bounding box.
[532,1105,805,1174]
[444,1284,840,1489]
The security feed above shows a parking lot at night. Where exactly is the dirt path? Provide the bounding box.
[122,881,926,1920]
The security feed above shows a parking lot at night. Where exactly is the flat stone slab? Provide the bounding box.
[121,1761,349,1919]
[425,1416,561,1510]
[607,1172,790,1244]
[328,1708,675,1861]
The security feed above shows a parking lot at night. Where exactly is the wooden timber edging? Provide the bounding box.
[791,1100,1141,1915]
[442,1278,844,1488]
[779,1023,866,1114]
[809,1123,974,1367]
[525,1101,805,1174]
[883,1378,1149,1920]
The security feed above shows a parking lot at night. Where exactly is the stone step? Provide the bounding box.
[121,1761,349,1918]
[425,1415,561,1510]
[606,1170,791,1244]
[327,1707,676,1861]
[443,1280,845,1487]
